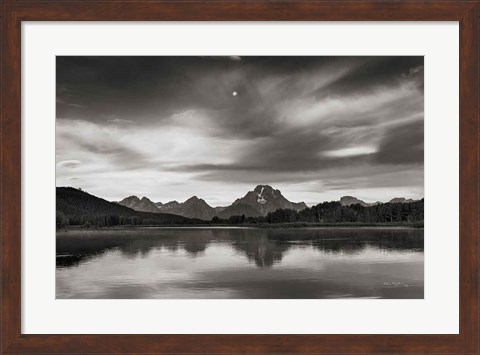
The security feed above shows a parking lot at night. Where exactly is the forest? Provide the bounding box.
[56,187,201,228]
[212,199,424,226]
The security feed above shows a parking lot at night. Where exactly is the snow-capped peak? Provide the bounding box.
[256,186,267,204]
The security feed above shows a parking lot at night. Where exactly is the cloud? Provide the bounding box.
[107,118,135,125]
[375,120,424,165]
[56,56,424,204]
[56,119,152,171]
[68,103,84,108]
[56,160,82,168]
[322,146,377,158]
[315,57,424,99]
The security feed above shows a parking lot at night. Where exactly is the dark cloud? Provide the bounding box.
[316,56,424,99]
[57,56,423,138]
[375,120,424,165]
[56,57,356,122]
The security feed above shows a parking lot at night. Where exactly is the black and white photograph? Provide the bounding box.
[56,56,424,299]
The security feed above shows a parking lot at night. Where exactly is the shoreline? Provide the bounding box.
[57,223,424,234]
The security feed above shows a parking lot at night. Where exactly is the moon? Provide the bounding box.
[232,91,238,96]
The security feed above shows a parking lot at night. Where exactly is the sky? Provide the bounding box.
[56,56,424,207]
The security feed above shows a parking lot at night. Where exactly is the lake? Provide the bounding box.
[56,227,424,299]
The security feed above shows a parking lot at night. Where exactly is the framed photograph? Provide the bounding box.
[1,1,478,354]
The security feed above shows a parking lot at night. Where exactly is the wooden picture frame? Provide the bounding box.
[1,1,478,353]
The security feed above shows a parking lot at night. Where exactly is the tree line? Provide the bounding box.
[211,199,424,225]
[56,187,424,228]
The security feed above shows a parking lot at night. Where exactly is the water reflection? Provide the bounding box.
[57,227,423,268]
[56,227,424,299]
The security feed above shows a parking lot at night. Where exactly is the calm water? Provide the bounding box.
[56,227,424,299]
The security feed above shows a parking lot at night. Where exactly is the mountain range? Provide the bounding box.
[119,185,308,220]
[339,195,418,207]
[57,186,423,227]
[57,187,200,226]
[118,185,418,221]
[116,195,160,213]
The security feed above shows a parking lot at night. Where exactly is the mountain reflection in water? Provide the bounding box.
[56,227,423,299]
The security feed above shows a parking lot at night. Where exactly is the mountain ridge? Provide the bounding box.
[115,187,420,221]
[56,187,200,227]
[218,185,308,218]
[118,185,308,220]
[340,195,419,207]
[118,195,160,213]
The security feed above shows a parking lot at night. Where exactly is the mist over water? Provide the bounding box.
[56,227,423,299]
